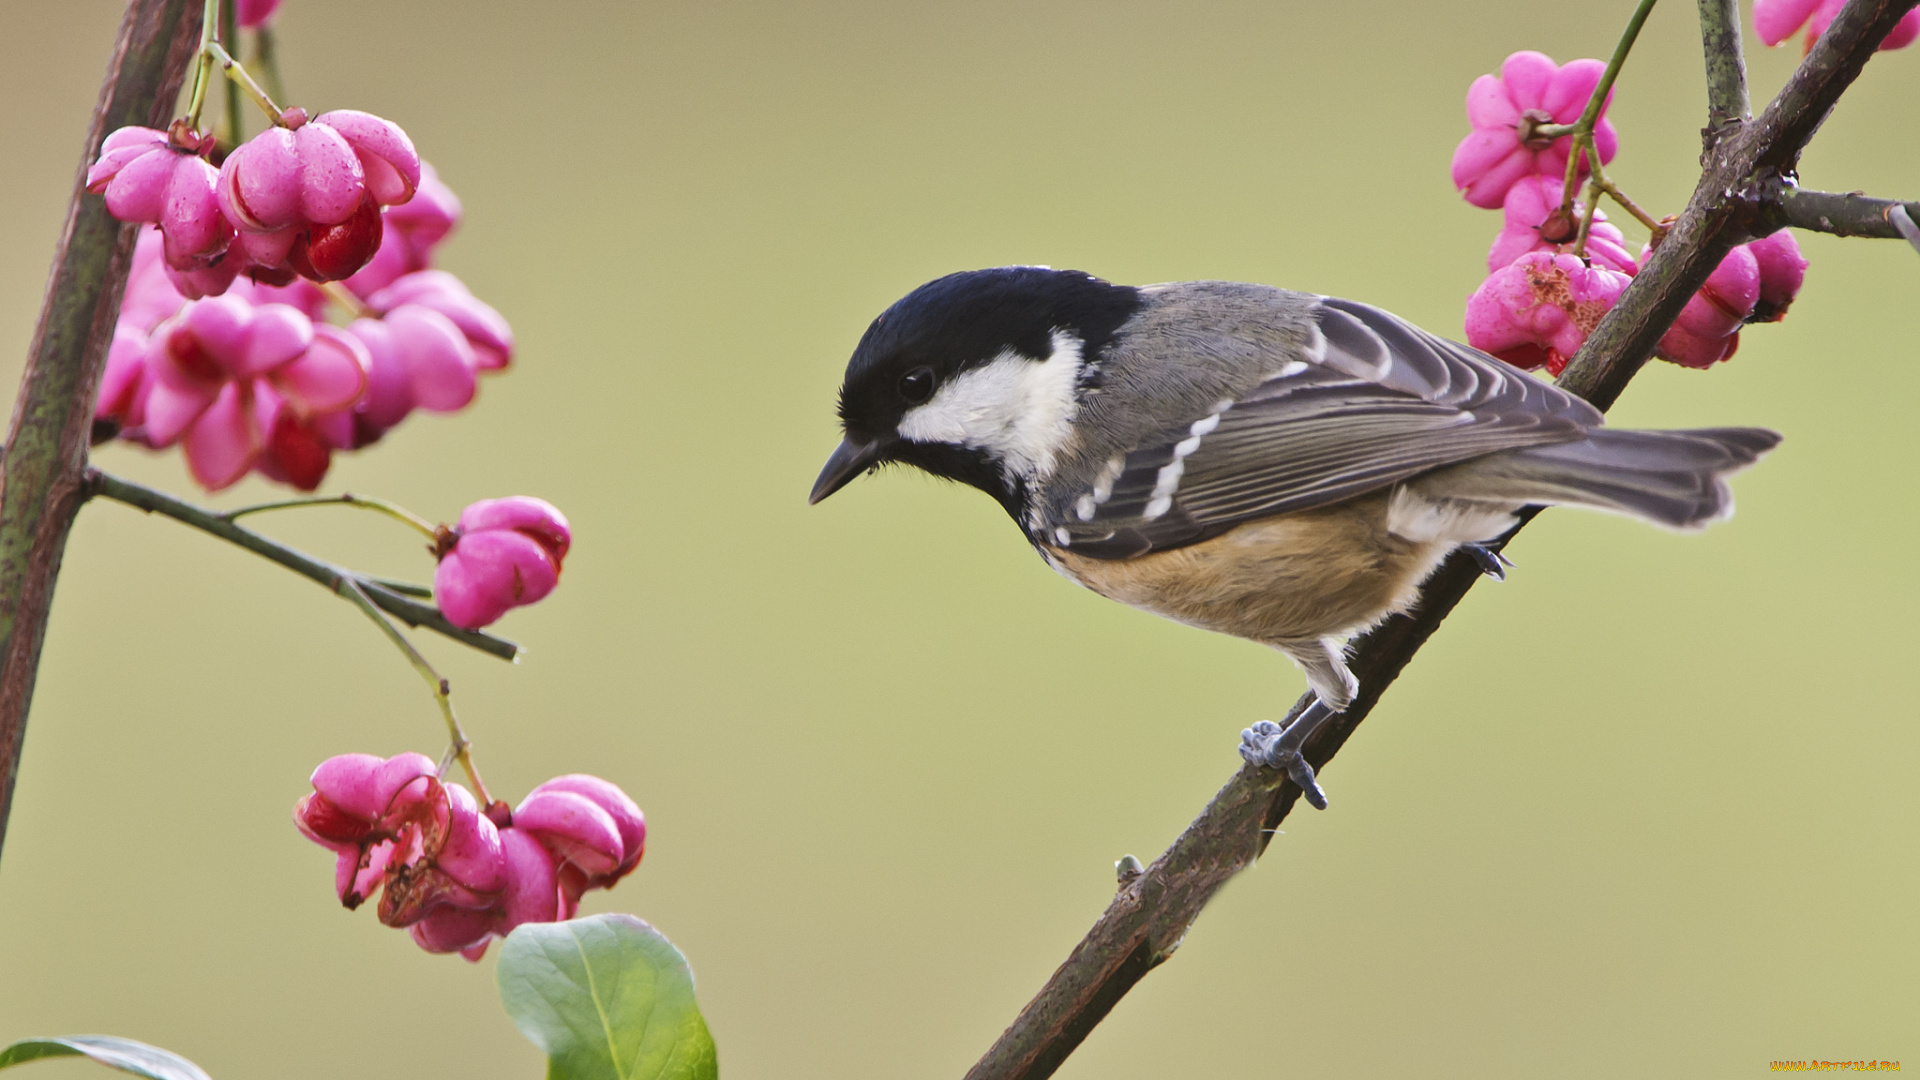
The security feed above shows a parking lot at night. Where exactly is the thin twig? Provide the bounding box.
[1587,155,1668,238]
[206,40,281,122]
[332,578,492,804]
[961,1,1919,1076]
[1580,0,1659,137]
[1772,187,1920,238]
[221,491,440,539]
[179,0,218,131]
[1572,172,1603,256]
[364,576,434,598]
[250,24,285,107]
[1557,130,1588,218]
[1560,0,1660,216]
[218,0,240,147]
[87,469,518,661]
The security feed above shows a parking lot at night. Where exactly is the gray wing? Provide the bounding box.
[1052,297,1603,558]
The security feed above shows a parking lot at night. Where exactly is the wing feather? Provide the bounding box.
[1053,297,1602,558]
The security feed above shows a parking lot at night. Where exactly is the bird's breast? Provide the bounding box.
[1041,492,1453,647]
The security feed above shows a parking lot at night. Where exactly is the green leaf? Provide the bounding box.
[498,914,718,1080]
[0,1037,211,1080]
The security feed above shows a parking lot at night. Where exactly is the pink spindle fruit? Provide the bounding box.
[1464,250,1632,375]
[217,109,421,283]
[298,757,646,961]
[369,271,514,370]
[433,497,572,629]
[1745,230,1808,323]
[141,296,368,490]
[88,126,232,271]
[1652,243,1760,369]
[1451,52,1619,209]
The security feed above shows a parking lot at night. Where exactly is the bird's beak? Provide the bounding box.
[808,437,885,504]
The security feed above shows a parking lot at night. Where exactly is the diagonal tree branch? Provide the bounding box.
[961,1,1919,1076]
[0,0,205,864]
[1745,1,1920,173]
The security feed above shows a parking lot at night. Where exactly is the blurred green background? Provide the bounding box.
[1,1,1914,1076]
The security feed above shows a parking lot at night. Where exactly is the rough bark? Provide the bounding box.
[0,0,204,861]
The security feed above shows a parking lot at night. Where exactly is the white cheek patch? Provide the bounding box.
[896,330,1085,480]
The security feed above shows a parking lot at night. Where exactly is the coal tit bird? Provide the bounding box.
[809,267,1779,807]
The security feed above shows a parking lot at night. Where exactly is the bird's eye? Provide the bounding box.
[898,366,935,404]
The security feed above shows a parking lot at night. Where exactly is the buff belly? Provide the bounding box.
[1042,491,1456,651]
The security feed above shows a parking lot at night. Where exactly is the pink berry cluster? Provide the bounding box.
[433,497,572,630]
[90,109,420,291]
[1754,0,1919,52]
[93,152,511,491]
[1449,50,1808,375]
[295,753,645,961]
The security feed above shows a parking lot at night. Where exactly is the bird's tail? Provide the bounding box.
[1419,427,1782,529]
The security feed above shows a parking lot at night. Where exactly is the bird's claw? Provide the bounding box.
[1463,543,1514,580]
[1238,720,1284,766]
[1238,704,1334,810]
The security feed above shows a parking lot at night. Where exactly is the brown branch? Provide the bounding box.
[1772,187,1920,237]
[0,0,204,862]
[961,1,1920,1076]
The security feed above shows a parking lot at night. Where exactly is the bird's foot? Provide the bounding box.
[1462,543,1514,581]
[1239,698,1337,810]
